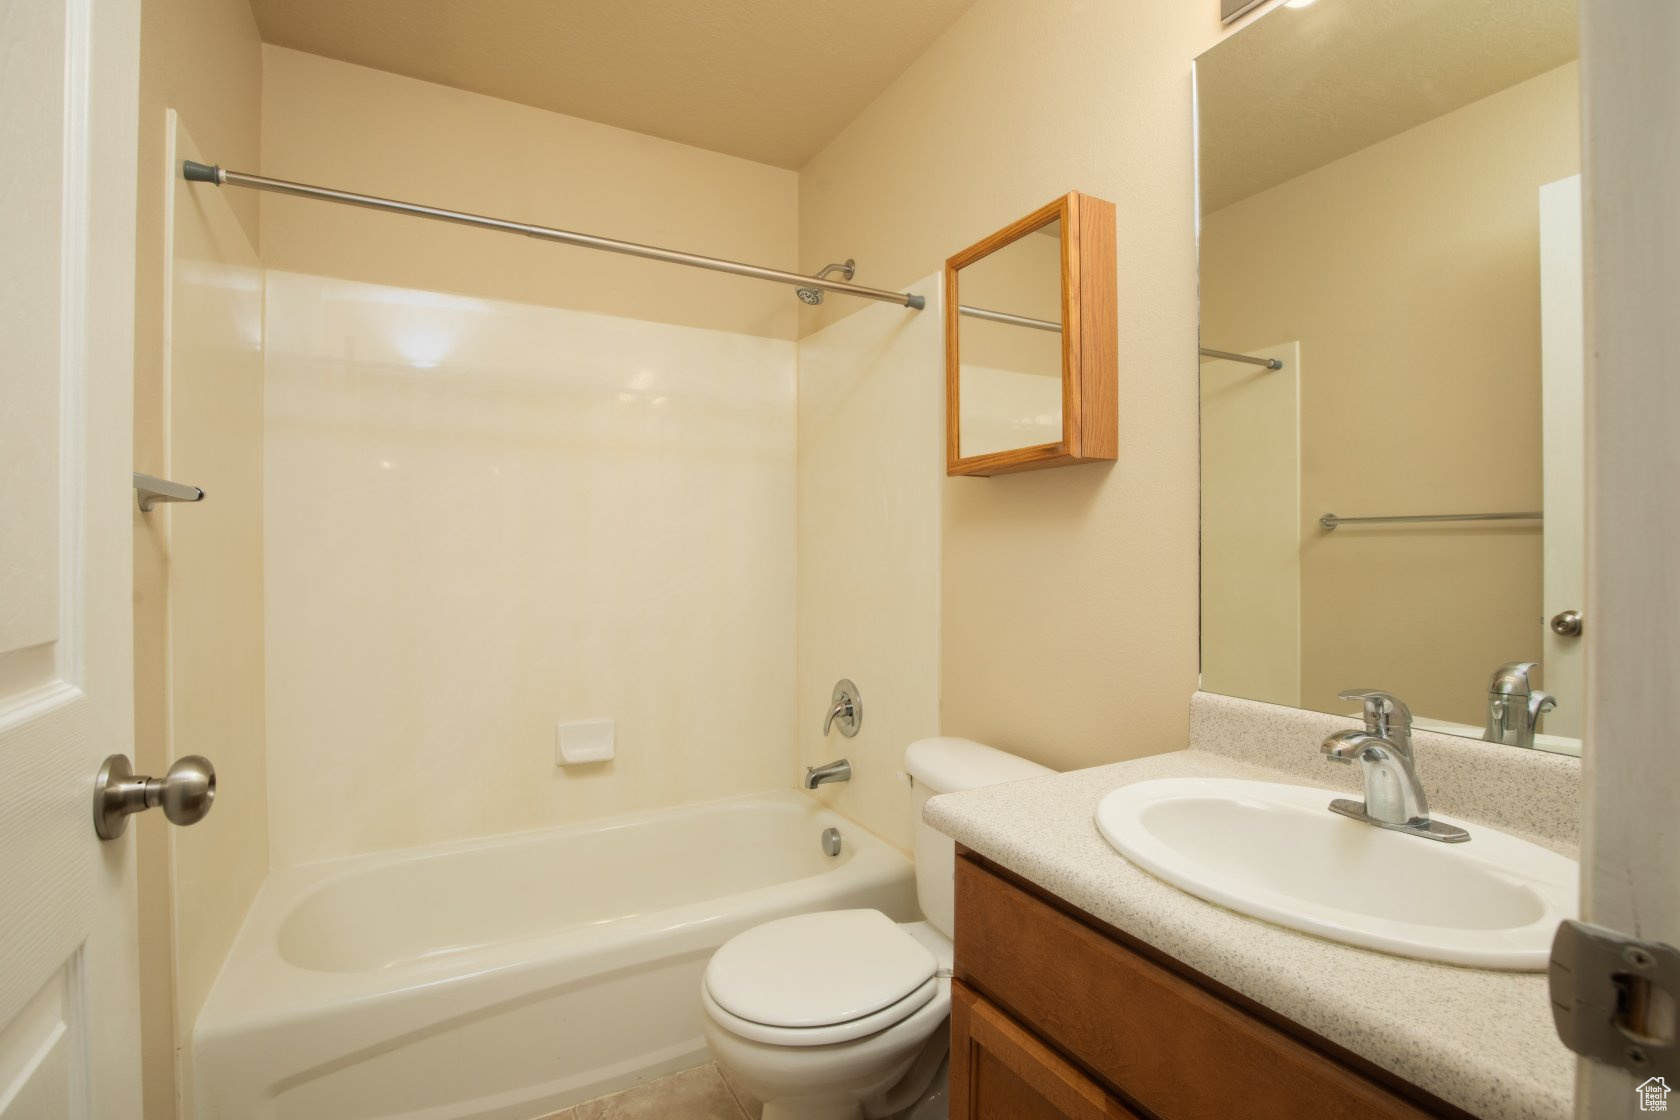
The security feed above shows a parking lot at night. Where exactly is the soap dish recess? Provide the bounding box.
[557,718,614,765]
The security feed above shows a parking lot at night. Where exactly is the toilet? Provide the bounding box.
[701,738,1053,1120]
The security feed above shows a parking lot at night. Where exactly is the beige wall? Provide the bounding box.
[798,0,1242,771]
[796,274,944,851]
[132,1,263,1118]
[260,46,800,340]
[1200,63,1580,725]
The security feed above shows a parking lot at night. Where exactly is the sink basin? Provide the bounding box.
[1094,778,1576,970]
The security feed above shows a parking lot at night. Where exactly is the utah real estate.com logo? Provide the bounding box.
[1640,1077,1673,1112]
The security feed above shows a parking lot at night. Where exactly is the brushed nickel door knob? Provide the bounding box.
[1550,610,1584,638]
[94,754,217,840]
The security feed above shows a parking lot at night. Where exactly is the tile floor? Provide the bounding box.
[539,1062,763,1120]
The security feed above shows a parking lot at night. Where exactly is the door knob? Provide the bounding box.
[1550,610,1584,638]
[94,754,216,840]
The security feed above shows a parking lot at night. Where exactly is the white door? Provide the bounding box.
[1538,175,1583,740]
[0,0,143,1116]
[1574,0,1680,1114]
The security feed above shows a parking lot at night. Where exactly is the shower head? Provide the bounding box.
[795,259,856,305]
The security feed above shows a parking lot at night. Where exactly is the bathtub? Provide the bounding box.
[194,790,916,1120]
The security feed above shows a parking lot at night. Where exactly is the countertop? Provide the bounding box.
[923,699,1580,1120]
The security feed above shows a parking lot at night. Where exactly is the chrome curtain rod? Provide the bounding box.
[1320,510,1543,531]
[958,304,1062,332]
[181,161,925,310]
[1199,347,1283,370]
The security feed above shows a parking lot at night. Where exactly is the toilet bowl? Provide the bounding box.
[701,739,1052,1120]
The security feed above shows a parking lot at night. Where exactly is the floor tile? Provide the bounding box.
[572,1063,746,1120]
[717,1064,764,1120]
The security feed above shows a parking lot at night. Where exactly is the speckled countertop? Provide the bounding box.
[924,692,1582,1120]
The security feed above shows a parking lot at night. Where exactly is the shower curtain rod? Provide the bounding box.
[955,310,1289,378]
[1198,347,1283,370]
[181,161,925,310]
[958,304,1062,332]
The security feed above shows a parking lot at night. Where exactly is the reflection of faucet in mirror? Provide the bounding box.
[1483,662,1557,751]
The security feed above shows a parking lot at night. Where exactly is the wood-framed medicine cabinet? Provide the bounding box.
[945,191,1118,476]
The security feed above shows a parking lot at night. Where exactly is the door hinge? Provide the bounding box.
[1551,920,1680,1079]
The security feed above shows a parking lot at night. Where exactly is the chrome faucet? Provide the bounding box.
[805,759,852,789]
[1321,689,1469,843]
[1483,661,1556,751]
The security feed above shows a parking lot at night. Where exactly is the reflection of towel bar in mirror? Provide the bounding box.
[133,472,205,513]
[958,304,1062,333]
[1320,511,1543,531]
[1199,347,1283,370]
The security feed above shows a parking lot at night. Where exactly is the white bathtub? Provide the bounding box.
[194,790,916,1120]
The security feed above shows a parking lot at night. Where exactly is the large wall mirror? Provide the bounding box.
[1195,0,1583,755]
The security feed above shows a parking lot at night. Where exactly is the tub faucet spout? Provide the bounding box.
[805,759,852,789]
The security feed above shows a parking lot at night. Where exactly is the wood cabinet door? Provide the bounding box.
[950,980,1140,1120]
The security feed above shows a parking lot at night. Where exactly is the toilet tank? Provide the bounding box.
[905,737,1054,938]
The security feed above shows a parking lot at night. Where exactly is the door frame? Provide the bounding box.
[1576,0,1680,1114]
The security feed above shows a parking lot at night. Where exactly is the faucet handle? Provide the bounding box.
[1338,689,1413,738]
[1488,661,1539,695]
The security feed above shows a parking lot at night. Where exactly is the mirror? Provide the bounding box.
[1195,0,1583,755]
[946,193,1117,476]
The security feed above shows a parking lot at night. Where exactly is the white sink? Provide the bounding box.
[1094,778,1576,971]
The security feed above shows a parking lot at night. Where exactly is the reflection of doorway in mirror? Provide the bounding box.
[1539,175,1583,739]
[1200,342,1302,707]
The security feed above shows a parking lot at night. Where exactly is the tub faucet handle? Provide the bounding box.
[822,679,862,738]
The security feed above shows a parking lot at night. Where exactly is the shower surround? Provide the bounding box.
[262,270,799,866]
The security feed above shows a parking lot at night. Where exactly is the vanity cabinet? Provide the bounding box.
[950,852,1473,1120]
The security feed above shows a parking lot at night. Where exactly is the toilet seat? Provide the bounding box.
[702,975,943,1047]
[704,910,942,1047]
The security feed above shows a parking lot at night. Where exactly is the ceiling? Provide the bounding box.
[247,0,980,170]
[1197,0,1579,213]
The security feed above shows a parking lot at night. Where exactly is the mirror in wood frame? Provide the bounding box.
[945,192,1117,477]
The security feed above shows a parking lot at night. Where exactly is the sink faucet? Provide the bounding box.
[1483,661,1556,751]
[805,759,852,789]
[1321,689,1469,843]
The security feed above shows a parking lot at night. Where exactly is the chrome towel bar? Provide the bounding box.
[1320,510,1542,531]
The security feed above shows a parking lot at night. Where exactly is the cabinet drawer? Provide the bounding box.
[955,855,1445,1120]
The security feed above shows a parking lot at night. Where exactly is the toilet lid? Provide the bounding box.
[705,910,937,1029]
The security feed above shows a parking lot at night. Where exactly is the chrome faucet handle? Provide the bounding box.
[1488,661,1539,695]
[822,698,850,737]
[822,679,862,738]
[1337,689,1413,743]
